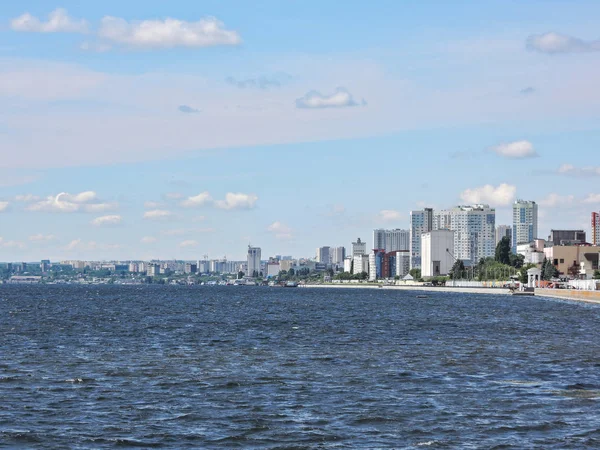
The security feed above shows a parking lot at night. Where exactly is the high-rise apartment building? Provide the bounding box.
[512,200,538,252]
[592,212,600,246]
[434,204,496,265]
[495,225,512,247]
[410,208,434,269]
[316,246,331,264]
[247,245,261,277]
[373,229,410,254]
[331,247,346,265]
[548,229,586,246]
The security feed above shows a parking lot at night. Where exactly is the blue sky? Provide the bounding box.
[1,0,600,261]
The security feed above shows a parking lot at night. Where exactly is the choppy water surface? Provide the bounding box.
[1,285,600,448]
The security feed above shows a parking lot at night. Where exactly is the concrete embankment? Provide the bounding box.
[301,283,600,304]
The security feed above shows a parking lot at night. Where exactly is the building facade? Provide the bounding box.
[373,229,410,254]
[434,204,496,265]
[410,208,434,270]
[592,212,600,246]
[316,246,331,264]
[512,200,538,252]
[247,245,261,277]
[421,230,455,278]
[352,238,367,257]
[495,225,512,247]
[549,229,586,246]
[331,247,346,265]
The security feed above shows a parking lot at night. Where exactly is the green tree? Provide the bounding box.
[509,253,524,269]
[544,259,558,280]
[409,268,421,279]
[237,271,245,279]
[593,270,600,280]
[450,260,466,280]
[518,263,537,284]
[288,268,295,277]
[495,236,511,265]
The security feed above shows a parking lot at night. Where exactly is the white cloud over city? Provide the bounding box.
[11,8,89,34]
[460,183,517,207]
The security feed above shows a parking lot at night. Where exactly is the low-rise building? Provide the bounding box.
[543,245,600,279]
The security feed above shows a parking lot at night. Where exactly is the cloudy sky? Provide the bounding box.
[1,0,599,261]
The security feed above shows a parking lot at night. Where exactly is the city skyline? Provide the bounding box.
[1,1,600,260]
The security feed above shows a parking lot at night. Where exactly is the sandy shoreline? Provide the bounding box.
[299,283,600,304]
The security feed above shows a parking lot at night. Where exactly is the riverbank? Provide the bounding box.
[300,283,600,304]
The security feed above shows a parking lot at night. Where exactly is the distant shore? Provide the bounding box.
[300,283,600,304]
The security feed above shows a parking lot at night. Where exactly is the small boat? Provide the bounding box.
[511,287,535,296]
[416,294,428,299]
[284,281,298,288]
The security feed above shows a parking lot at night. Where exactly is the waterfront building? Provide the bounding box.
[495,225,512,246]
[548,230,586,246]
[128,262,139,273]
[267,262,280,278]
[343,257,352,273]
[368,249,385,281]
[410,208,434,270]
[395,251,411,278]
[434,204,496,265]
[279,259,296,272]
[147,264,160,277]
[316,246,331,264]
[421,230,455,278]
[247,245,261,278]
[373,229,410,254]
[592,212,600,246]
[512,200,538,253]
[544,245,600,278]
[353,254,369,275]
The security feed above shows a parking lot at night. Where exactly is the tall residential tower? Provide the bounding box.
[410,208,433,269]
[512,200,538,252]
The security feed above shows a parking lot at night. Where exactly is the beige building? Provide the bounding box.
[543,245,600,279]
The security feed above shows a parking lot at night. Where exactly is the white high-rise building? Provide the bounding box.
[434,204,496,265]
[247,245,261,277]
[352,238,367,256]
[410,208,434,269]
[496,225,512,246]
[353,254,369,275]
[316,246,332,264]
[373,229,410,253]
[512,200,538,252]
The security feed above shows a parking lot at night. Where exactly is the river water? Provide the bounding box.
[1,285,599,448]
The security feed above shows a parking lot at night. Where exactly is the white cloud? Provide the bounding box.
[267,221,293,240]
[65,239,120,252]
[377,209,403,222]
[582,193,600,204]
[11,8,88,33]
[0,202,9,212]
[15,194,40,202]
[0,239,25,250]
[144,201,163,209]
[141,236,157,244]
[180,192,212,208]
[91,215,122,226]
[526,32,600,54]
[97,16,241,49]
[490,140,538,159]
[296,87,364,109]
[27,191,117,213]
[143,209,173,220]
[179,240,199,248]
[538,193,574,207]
[214,192,258,210]
[460,183,516,206]
[29,234,57,242]
[557,164,600,177]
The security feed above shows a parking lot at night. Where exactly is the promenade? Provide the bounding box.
[300,283,600,304]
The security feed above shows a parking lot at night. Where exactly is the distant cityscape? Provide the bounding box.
[3,201,600,286]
